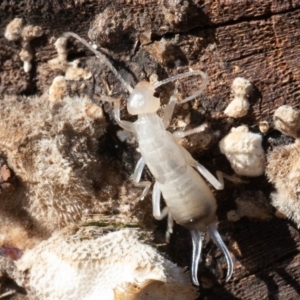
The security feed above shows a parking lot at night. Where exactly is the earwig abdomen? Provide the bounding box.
[160,166,217,232]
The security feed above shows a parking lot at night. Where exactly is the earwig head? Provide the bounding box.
[127,81,160,115]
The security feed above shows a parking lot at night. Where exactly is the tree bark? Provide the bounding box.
[1,1,300,299]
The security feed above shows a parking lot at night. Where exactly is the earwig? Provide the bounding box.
[64,32,233,285]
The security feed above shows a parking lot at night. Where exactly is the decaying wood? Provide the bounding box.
[1,1,300,299]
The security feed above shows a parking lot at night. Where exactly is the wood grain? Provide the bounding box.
[1,1,300,299]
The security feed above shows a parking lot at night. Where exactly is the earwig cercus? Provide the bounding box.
[63,32,234,285]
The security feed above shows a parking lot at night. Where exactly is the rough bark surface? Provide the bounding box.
[1,1,300,299]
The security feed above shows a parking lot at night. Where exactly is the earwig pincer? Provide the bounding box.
[64,32,234,285]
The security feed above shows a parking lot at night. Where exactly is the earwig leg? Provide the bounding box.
[113,100,135,133]
[216,171,248,184]
[191,161,224,190]
[132,157,151,201]
[152,181,172,242]
[174,134,244,188]
[152,181,168,220]
[94,95,135,133]
[174,141,224,190]
[190,230,202,286]
[133,157,145,182]
[192,163,246,189]
[166,213,174,243]
[163,95,177,128]
[173,123,208,139]
[208,223,233,282]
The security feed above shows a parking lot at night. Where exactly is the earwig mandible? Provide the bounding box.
[64,32,234,285]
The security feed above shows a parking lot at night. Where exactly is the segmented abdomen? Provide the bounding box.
[159,166,216,229]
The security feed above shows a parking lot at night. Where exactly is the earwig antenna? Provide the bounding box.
[153,70,208,104]
[63,32,133,94]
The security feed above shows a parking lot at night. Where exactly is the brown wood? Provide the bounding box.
[1,1,300,299]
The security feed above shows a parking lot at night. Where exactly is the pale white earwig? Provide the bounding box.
[64,32,234,285]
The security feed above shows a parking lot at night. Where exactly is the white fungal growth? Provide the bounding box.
[224,77,253,118]
[0,94,107,236]
[48,37,68,70]
[55,37,68,57]
[227,210,241,222]
[21,25,43,41]
[266,140,300,227]
[259,120,270,134]
[0,215,42,251]
[4,18,43,73]
[273,105,300,138]
[19,45,33,72]
[49,76,67,103]
[4,18,23,41]
[65,60,92,80]
[266,105,300,227]
[48,37,92,80]
[219,125,265,177]
[16,228,198,300]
